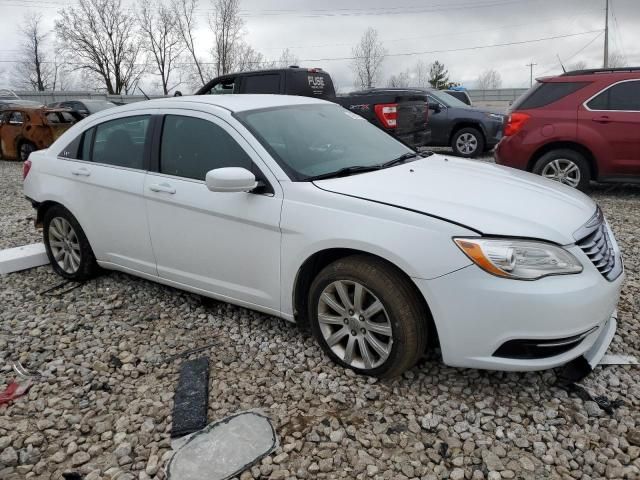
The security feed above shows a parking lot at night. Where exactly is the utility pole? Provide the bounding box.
[526,62,537,86]
[603,0,609,67]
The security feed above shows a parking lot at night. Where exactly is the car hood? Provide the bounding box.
[313,155,596,245]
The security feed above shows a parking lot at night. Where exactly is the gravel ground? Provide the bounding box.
[1,158,639,480]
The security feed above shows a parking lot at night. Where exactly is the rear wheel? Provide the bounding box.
[19,141,36,161]
[308,255,429,378]
[451,127,484,158]
[43,205,99,281]
[533,149,591,191]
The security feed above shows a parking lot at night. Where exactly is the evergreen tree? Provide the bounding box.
[428,61,449,89]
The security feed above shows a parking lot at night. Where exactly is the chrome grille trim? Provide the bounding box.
[576,220,618,279]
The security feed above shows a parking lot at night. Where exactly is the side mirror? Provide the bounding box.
[428,103,442,113]
[205,167,257,193]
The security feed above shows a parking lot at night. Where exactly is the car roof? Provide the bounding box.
[540,67,640,83]
[103,94,331,115]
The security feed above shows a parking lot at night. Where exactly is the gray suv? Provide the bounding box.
[425,89,505,157]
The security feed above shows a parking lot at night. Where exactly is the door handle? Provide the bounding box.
[71,167,91,176]
[592,115,611,124]
[149,183,176,194]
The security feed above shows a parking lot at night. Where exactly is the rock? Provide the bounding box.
[0,447,18,467]
[451,468,465,480]
[367,464,379,476]
[482,450,504,471]
[70,451,91,467]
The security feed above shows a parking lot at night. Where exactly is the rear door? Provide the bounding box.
[0,111,24,159]
[54,113,157,274]
[580,79,640,176]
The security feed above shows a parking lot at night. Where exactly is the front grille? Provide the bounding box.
[576,222,616,279]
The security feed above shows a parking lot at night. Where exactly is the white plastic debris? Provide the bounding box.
[0,243,48,274]
[167,411,278,480]
[599,354,639,365]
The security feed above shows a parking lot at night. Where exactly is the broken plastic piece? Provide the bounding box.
[167,411,278,480]
[0,380,32,406]
[599,354,639,365]
[171,357,210,438]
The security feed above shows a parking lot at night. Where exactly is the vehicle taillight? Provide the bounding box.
[374,104,398,129]
[504,112,530,136]
[23,159,32,180]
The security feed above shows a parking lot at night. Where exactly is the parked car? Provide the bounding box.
[0,106,82,161]
[424,88,505,157]
[47,99,117,117]
[24,95,623,377]
[196,67,430,149]
[495,67,640,190]
[444,89,473,106]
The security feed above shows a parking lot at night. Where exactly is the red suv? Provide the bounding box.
[495,68,640,190]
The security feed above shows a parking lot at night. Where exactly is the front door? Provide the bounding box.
[580,79,640,177]
[426,96,449,145]
[144,111,283,313]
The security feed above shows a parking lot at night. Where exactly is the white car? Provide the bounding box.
[23,95,624,377]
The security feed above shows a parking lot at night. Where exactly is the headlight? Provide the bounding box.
[454,238,583,280]
[486,113,504,121]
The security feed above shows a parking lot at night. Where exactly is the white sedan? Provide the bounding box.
[23,95,624,377]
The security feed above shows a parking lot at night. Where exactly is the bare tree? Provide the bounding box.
[351,28,386,89]
[210,0,244,76]
[172,0,209,87]
[235,44,266,72]
[55,0,145,94]
[387,69,410,88]
[412,60,430,88]
[569,60,588,71]
[276,48,300,68]
[477,69,502,90]
[608,52,626,68]
[138,0,184,94]
[14,13,55,91]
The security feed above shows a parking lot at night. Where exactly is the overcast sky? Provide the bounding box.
[0,0,638,92]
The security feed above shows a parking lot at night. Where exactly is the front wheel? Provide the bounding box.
[308,255,429,378]
[451,127,484,158]
[532,149,591,191]
[43,205,99,281]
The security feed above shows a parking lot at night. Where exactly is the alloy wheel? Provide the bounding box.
[541,159,581,188]
[455,133,478,155]
[48,217,82,274]
[317,280,393,370]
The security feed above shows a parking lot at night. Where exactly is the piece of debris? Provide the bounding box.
[167,411,278,480]
[158,340,219,365]
[0,243,48,274]
[599,354,639,365]
[0,380,32,406]
[171,357,210,438]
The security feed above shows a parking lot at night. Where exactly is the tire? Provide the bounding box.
[532,149,591,191]
[43,205,99,281]
[308,255,429,378]
[451,127,484,158]
[19,141,36,162]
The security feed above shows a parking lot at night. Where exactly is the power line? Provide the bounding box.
[0,29,604,66]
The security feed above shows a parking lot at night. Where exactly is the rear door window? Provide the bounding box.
[92,116,149,169]
[9,112,24,125]
[512,81,589,110]
[59,127,95,160]
[241,74,281,94]
[160,115,253,180]
[587,80,640,111]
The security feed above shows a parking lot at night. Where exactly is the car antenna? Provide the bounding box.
[137,86,151,100]
[556,54,567,73]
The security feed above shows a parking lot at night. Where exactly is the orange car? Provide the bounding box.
[0,106,82,161]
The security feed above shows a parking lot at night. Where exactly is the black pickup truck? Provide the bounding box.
[195,67,430,149]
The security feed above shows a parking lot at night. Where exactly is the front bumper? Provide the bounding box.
[415,246,624,371]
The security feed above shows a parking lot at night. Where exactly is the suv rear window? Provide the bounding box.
[241,74,280,94]
[512,81,589,110]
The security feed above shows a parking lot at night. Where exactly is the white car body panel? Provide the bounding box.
[23,95,624,372]
[316,155,597,245]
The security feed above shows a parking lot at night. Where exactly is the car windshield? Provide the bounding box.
[236,104,413,180]
[84,101,116,113]
[430,89,469,108]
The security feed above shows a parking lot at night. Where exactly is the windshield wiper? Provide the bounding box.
[380,151,426,168]
[307,165,382,181]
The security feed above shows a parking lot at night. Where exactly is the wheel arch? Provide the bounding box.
[292,247,439,349]
[448,121,487,145]
[527,141,598,179]
[35,200,64,228]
